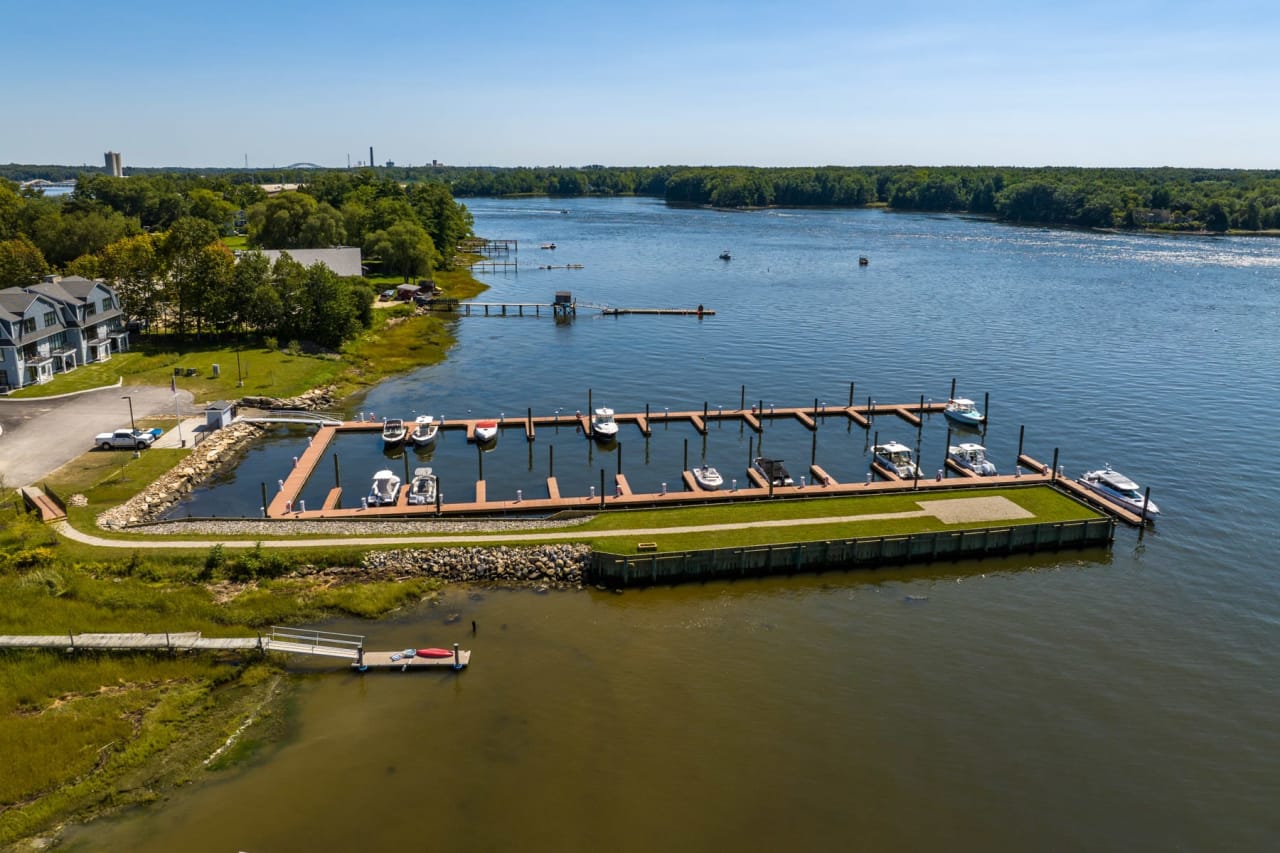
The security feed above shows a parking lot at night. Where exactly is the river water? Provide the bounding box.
[81,199,1279,850]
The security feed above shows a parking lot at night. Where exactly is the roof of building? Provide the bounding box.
[257,247,364,278]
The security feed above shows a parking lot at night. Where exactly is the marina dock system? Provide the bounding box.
[256,399,1146,528]
[0,627,471,671]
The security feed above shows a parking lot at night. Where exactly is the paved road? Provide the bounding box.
[0,385,195,487]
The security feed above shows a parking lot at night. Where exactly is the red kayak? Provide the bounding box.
[416,648,454,658]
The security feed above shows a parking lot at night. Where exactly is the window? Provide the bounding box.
[43,310,57,326]
[102,298,113,312]
[0,369,8,386]
[86,303,97,317]
[21,317,36,334]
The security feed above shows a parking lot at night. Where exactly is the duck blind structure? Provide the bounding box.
[587,517,1115,588]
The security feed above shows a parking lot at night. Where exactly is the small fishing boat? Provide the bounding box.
[406,467,438,506]
[872,441,923,479]
[752,457,793,487]
[591,407,619,441]
[367,469,401,506]
[540,242,556,250]
[948,442,998,476]
[692,464,724,490]
[858,255,869,266]
[943,397,985,426]
[473,420,498,444]
[381,418,407,447]
[719,249,732,260]
[1077,465,1160,516]
[410,414,439,447]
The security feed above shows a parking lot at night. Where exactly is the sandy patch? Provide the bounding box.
[919,496,1034,524]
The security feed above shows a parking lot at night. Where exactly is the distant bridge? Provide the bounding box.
[279,162,327,169]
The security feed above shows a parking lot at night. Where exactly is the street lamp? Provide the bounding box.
[122,395,136,433]
[236,347,243,388]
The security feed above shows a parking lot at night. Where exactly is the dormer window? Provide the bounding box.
[43,310,57,326]
[86,303,97,317]
[21,317,36,334]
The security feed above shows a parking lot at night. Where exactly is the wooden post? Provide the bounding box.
[917,394,924,442]
[684,438,689,471]
[1051,447,1059,481]
[549,444,554,477]
[645,402,650,424]
[333,454,340,488]
[704,401,708,422]
[950,377,956,399]
[1018,424,1025,461]
[260,482,268,517]
[617,441,622,476]
[867,396,873,422]
[1141,487,1152,522]
[402,452,410,487]
[527,407,533,439]
[748,435,754,465]
[588,389,593,431]
[983,392,990,426]
[848,381,855,407]
[811,429,817,466]
[944,427,952,476]
[740,385,746,411]
[600,469,606,509]
[477,441,484,481]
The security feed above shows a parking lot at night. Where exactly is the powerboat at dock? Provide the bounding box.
[692,464,724,490]
[591,407,619,441]
[410,415,439,447]
[473,420,498,444]
[381,418,407,447]
[872,441,923,480]
[1077,465,1160,517]
[367,469,401,506]
[948,442,998,476]
[752,457,793,487]
[943,397,985,427]
[406,467,438,506]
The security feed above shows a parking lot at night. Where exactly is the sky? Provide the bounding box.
[4,0,1279,170]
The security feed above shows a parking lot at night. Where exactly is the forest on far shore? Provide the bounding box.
[6,162,1280,233]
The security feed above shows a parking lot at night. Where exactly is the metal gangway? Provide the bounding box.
[265,626,364,660]
[240,409,345,426]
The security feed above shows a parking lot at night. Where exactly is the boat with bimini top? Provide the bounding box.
[406,467,438,506]
[943,397,985,426]
[873,441,923,479]
[591,407,619,441]
[752,457,793,487]
[410,415,439,447]
[367,469,401,506]
[948,442,998,476]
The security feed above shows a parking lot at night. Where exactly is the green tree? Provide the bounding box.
[100,234,160,330]
[364,220,435,282]
[0,234,50,288]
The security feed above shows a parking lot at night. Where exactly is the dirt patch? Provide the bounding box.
[919,496,1034,524]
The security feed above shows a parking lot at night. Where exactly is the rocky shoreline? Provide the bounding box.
[92,386,600,589]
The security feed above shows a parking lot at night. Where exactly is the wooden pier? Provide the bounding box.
[0,626,471,671]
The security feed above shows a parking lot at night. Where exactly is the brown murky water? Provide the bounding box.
[68,552,1276,851]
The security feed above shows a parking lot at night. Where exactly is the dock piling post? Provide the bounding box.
[600,469,606,508]
[984,392,990,426]
[741,385,746,411]
[684,438,688,471]
[261,482,268,514]
[867,397,873,422]
[811,430,817,466]
[848,381,855,407]
[477,441,484,481]
[1051,448,1059,482]
[1141,487,1152,522]
[549,444,554,477]
[617,441,623,476]
[452,643,461,671]
[944,428,952,476]
[528,407,533,438]
[1018,424,1025,462]
[950,377,957,399]
[704,401,708,422]
[588,389,593,427]
[333,454,340,488]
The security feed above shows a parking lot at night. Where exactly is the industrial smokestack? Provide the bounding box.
[370,146,374,169]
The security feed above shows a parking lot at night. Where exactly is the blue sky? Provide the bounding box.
[5,0,1278,169]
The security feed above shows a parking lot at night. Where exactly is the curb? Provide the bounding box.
[0,377,124,402]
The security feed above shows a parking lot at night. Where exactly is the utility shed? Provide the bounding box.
[205,400,236,430]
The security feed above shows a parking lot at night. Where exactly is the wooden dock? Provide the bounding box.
[0,627,472,671]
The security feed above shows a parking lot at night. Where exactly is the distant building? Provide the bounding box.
[104,151,123,177]
[0,276,129,392]
[254,247,364,278]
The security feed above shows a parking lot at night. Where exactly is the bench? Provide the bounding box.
[636,542,657,552]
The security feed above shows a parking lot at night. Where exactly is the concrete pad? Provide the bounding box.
[920,495,1034,524]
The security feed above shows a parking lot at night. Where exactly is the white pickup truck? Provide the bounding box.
[95,428,160,450]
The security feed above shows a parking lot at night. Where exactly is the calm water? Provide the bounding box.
[88,200,1279,851]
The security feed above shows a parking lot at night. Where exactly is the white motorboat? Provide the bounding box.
[1077,465,1160,517]
[591,407,619,441]
[381,418,407,447]
[473,420,498,444]
[943,397,985,426]
[692,464,724,491]
[948,442,998,476]
[752,457,793,487]
[872,441,923,479]
[367,469,401,506]
[410,415,439,447]
[406,467,438,506]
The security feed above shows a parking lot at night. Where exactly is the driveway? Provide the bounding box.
[0,385,196,488]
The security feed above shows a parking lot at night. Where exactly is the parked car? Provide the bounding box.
[95,428,158,450]
[380,289,396,300]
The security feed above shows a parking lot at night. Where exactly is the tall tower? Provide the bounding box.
[104,151,123,177]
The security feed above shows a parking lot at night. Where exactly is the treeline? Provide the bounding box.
[438,164,1280,233]
[0,169,474,348]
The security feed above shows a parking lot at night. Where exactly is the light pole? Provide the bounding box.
[236,347,243,388]
[122,394,138,457]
